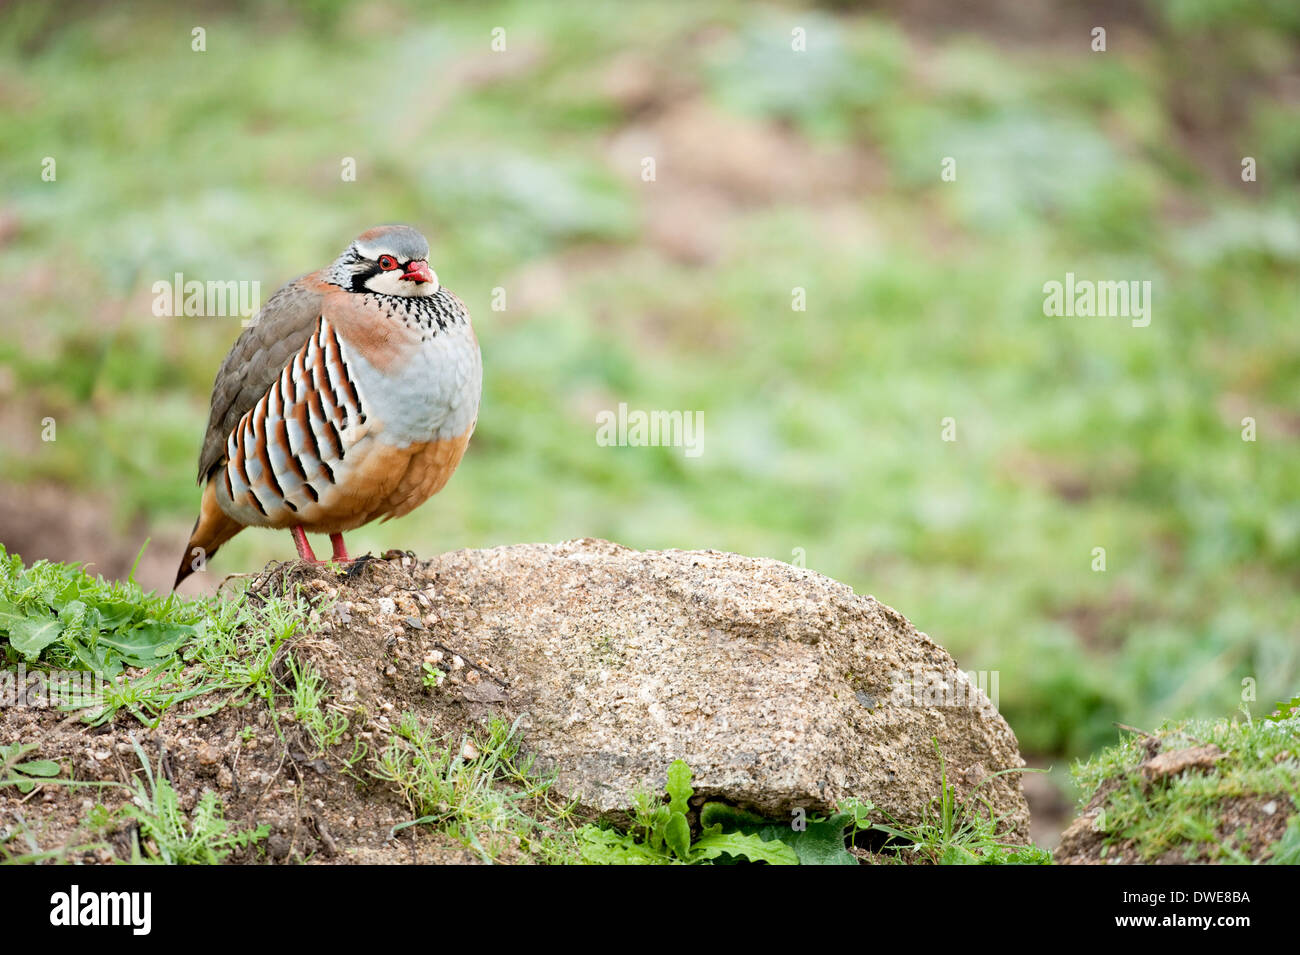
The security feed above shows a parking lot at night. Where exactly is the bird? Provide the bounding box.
[173,225,482,588]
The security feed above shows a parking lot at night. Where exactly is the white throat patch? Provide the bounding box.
[363,269,439,297]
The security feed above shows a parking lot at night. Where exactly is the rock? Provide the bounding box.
[266,833,291,861]
[197,742,222,767]
[406,539,1029,837]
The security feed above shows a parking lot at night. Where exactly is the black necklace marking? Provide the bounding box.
[362,289,464,335]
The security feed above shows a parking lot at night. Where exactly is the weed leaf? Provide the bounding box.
[7,615,65,661]
[665,759,693,815]
[691,829,799,865]
[663,811,692,860]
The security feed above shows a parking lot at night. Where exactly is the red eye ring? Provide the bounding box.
[378,255,399,271]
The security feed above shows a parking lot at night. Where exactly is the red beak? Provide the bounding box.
[402,260,434,284]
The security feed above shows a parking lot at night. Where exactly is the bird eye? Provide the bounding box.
[378,255,399,270]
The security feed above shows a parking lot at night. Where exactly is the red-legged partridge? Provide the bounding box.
[174,225,481,587]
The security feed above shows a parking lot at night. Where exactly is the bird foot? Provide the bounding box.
[290,526,317,562]
[289,529,357,567]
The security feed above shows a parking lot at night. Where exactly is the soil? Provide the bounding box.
[0,556,548,865]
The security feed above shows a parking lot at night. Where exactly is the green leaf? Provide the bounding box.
[784,813,859,865]
[645,805,668,850]
[940,843,981,865]
[702,802,860,865]
[58,599,87,622]
[85,598,141,632]
[663,812,692,861]
[6,615,65,661]
[15,759,60,777]
[0,744,59,792]
[577,826,670,865]
[665,759,693,816]
[1265,696,1300,723]
[840,798,876,829]
[46,577,84,613]
[1000,845,1054,865]
[0,597,24,627]
[69,639,121,679]
[99,621,194,666]
[1,743,39,774]
[690,830,799,865]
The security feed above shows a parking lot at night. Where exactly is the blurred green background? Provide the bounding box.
[1,0,1297,795]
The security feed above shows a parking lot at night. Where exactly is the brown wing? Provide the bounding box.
[195,271,335,483]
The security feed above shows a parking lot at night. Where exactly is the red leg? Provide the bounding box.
[290,526,317,562]
[329,533,350,561]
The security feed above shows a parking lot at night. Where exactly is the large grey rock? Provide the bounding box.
[405,539,1028,837]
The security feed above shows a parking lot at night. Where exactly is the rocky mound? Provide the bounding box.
[300,539,1029,836]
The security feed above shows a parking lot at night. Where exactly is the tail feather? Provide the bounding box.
[174,480,244,589]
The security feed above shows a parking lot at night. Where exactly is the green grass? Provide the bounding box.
[120,737,269,864]
[284,655,349,754]
[865,745,1052,865]
[372,713,583,864]
[1,0,1297,767]
[1072,713,1300,862]
[0,543,315,726]
[0,544,201,676]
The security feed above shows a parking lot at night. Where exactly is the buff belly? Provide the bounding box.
[215,428,472,533]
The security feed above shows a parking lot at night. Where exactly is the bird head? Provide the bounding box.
[330,225,438,297]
